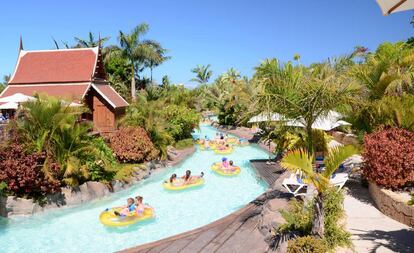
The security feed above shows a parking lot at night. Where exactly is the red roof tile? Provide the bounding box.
[9,48,98,84]
[0,83,90,103]
[92,84,129,108]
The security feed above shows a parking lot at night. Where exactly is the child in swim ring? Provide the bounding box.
[182,170,204,184]
[229,160,237,172]
[115,198,135,216]
[168,173,183,186]
[222,157,229,168]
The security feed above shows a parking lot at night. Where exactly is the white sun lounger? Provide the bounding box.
[283,172,349,197]
[330,173,349,190]
[282,173,308,197]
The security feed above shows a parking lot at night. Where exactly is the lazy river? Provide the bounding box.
[0,125,269,253]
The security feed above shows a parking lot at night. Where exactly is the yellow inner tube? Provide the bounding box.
[99,207,154,227]
[214,146,233,154]
[163,177,205,191]
[211,162,241,176]
[200,143,216,150]
[225,137,238,144]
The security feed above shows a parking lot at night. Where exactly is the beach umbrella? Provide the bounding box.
[247,113,284,123]
[282,111,352,131]
[0,93,35,103]
[0,102,18,109]
[376,0,414,15]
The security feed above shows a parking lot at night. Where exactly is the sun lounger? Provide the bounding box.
[330,173,349,190]
[282,173,308,197]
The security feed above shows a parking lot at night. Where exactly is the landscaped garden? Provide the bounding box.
[0,13,413,253]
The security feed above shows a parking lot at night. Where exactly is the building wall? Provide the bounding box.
[86,89,117,132]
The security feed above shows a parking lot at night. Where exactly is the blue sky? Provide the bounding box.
[0,0,412,86]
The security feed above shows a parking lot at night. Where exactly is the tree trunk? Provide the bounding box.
[131,67,136,102]
[150,67,153,83]
[306,124,313,154]
[312,192,324,238]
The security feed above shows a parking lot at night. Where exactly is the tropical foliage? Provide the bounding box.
[12,96,117,186]
[121,85,200,159]
[279,188,351,252]
[280,145,358,237]
[363,127,414,190]
[190,64,213,84]
[109,127,158,163]
[0,141,61,198]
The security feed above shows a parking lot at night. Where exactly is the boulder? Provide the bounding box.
[5,196,35,216]
[111,180,126,192]
[85,181,110,198]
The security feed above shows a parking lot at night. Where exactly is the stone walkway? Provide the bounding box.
[342,180,414,253]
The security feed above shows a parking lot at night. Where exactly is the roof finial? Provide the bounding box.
[19,35,23,51]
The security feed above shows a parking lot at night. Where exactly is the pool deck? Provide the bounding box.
[119,159,286,253]
[250,159,284,186]
[119,203,266,253]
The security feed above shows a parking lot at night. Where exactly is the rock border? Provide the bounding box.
[0,146,196,217]
[368,181,414,227]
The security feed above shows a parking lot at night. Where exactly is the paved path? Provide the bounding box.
[342,181,414,253]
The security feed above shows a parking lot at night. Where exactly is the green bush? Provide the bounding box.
[287,236,328,253]
[278,198,312,235]
[174,138,194,150]
[323,188,351,249]
[161,104,200,141]
[278,188,351,250]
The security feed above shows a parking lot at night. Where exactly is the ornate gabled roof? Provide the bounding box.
[8,47,104,84]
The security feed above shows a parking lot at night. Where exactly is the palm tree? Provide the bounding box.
[143,41,170,83]
[190,64,213,85]
[221,68,241,83]
[280,145,358,238]
[255,59,358,153]
[118,23,160,100]
[74,32,110,48]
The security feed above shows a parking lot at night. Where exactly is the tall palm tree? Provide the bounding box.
[74,32,110,48]
[280,145,358,238]
[118,23,159,100]
[143,41,170,83]
[190,64,213,85]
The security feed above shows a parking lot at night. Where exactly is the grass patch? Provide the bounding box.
[113,163,143,182]
[174,138,194,150]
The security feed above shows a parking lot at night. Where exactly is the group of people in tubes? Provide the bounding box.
[113,133,242,220]
[199,132,244,151]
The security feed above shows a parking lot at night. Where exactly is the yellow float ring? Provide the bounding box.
[214,147,233,154]
[163,178,205,191]
[99,207,154,227]
[211,162,241,176]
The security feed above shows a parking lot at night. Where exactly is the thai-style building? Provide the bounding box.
[0,41,128,132]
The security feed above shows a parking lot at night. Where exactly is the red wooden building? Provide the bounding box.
[0,43,128,132]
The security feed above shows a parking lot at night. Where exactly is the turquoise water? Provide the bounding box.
[0,125,269,253]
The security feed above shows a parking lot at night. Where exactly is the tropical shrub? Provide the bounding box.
[363,127,414,189]
[161,104,199,140]
[15,96,117,186]
[174,138,194,150]
[287,236,328,253]
[0,142,61,198]
[278,188,351,251]
[109,127,158,163]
